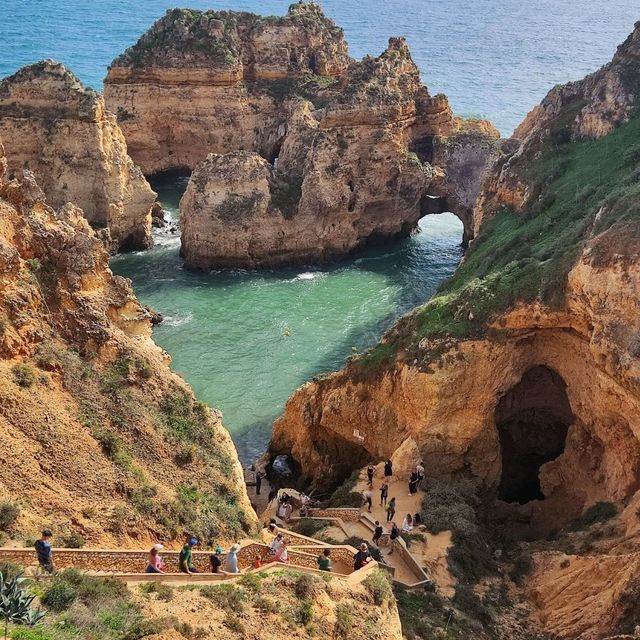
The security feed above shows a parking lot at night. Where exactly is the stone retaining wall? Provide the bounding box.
[307,508,361,522]
[0,543,360,576]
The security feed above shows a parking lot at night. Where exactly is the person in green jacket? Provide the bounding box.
[317,548,332,572]
[179,538,199,574]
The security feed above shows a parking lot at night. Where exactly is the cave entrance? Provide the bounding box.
[496,366,573,504]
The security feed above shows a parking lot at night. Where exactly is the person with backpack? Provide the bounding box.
[210,547,224,573]
[179,538,199,575]
[34,529,54,574]
[386,497,396,522]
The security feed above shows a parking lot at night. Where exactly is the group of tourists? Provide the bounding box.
[146,537,243,575]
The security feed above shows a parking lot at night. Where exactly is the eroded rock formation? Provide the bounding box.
[0,136,256,545]
[104,2,350,174]
[0,61,155,251]
[178,33,500,268]
[268,22,640,531]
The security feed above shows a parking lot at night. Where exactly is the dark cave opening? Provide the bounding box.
[496,365,573,504]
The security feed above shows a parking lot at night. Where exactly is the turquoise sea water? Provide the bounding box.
[3,1,640,462]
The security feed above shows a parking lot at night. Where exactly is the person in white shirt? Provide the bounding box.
[401,513,414,532]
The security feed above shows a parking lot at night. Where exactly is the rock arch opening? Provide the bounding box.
[496,366,573,504]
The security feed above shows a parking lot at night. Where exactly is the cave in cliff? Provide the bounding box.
[496,366,573,504]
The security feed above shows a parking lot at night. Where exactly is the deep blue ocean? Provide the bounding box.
[2,0,638,135]
[2,2,639,462]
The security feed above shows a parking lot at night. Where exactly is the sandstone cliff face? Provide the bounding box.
[0,138,256,546]
[104,2,350,174]
[179,35,500,268]
[0,61,155,251]
[267,20,640,536]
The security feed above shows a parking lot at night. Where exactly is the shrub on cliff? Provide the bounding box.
[42,581,77,612]
[11,364,36,388]
[363,569,393,605]
[569,501,617,530]
[421,480,496,583]
[0,502,20,533]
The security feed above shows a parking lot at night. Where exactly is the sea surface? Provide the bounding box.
[2,1,639,462]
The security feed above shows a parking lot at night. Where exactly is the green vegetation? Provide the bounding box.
[59,531,85,549]
[362,569,393,605]
[1,570,45,639]
[11,364,36,389]
[270,174,303,219]
[420,480,496,583]
[288,518,329,538]
[34,569,167,640]
[322,470,362,508]
[333,603,353,638]
[569,501,617,530]
[356,114,640,369]
[0,503,20,534]
[138,582,173,602]
[200,584,246,612]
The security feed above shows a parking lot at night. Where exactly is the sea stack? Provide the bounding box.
[0,60,156,251]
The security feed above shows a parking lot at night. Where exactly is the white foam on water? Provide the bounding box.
[294,272,322,281]
[162,312,193,327]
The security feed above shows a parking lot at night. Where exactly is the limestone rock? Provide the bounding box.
[0,139,256,545]
[104,2,350,174]
[0,60,156,251]
[179,34,498,268]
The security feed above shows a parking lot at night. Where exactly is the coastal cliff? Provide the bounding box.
[178,35,499,268]
[104,2,350,174]
[269,20,640,512]
[0,61,155,251]
[0,137,256,547]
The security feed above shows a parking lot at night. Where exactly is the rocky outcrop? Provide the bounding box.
[179,34,500,268]
[0,137,256,546]
[104,2,350,174]
[268,23,640,536]
[0,61,155,251]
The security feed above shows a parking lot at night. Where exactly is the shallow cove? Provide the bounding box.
[111,177,463,463]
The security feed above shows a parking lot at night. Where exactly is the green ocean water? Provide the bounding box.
[111,178,463,462]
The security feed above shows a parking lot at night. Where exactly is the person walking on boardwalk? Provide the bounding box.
[388,523,401,555]
[179,538,199,575]
[362,488,373,513]
[386,497,396,522]
[372,521,384,546]
[367,464,375,486]
[379,482,389,506]
[317,548,332,572]
[34,529,54,574]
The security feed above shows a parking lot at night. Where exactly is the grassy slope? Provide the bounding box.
[359,113,640,369]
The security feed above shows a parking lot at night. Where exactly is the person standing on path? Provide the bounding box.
[388,523,401,556]
[255,471,263,495]
[372,521,384,546]
[384,459,393,480]
[416,461,425,487]
[226,543,241,573]
[408,471,419,495]
[367,464,375,486]
[179,538,199,575]
[380,482,389,507]
[353,543,372,570]
[34,529,54,574]
[362,488,373,513]
[386,497,396,522]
